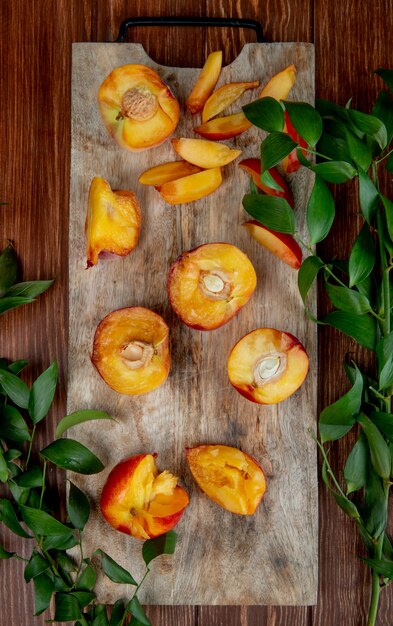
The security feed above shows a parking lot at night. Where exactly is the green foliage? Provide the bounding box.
[242,194,295,233]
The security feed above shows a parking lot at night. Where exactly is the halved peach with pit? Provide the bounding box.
[239,158,294,207]
[186,445,266,515]
[243,221,302,269]
[92,307,170,395]
[172,138,241,168]
[168,243,257,330]
[101,453,189,539]
[228,328,309,404]
[98,64,180,151]
[86,177,141,268]
[138,161,201,186]
[157,168,222,205]
[202,81,259,122]
[186,51,222,114]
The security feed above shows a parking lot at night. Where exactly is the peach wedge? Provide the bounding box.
[228,328,309,404]
[243,221,302,270]
[172,138,241,168]
[101,453,189,539]
[86,177,141,268]
[157,168,222,205]
[186,445,266,515]
[282,111,308,173]
[138,161,201,186]
[98,64,180,151]
[92,307,170,395]
[186,51,222,114]
[168,243,257,330]
[202,81,260,123]
[239,158,294,207]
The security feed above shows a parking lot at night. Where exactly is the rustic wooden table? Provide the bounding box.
[1,1,393,624]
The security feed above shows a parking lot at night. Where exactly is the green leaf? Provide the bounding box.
[260,131,297,172]
[20,505,72,537]
[242,194,295,234]
[56,551,77,573]
[24,552,51,582]
[5,280,53,298]
[40,439,104,474]
[312,161,357,183]
[93,609,110,626]
[344,433,368,494]
[325,282,371,315]
[321,310,377,351]
[364,465,387,538]
[54,592,82,621]
[372,90,393,145]
[376,332,393,390]
[142,531,177,566]
[7,359,29,375]
[15,465,43,488]
[348,223,376,287]
[331,492,361,520]
[357,169,379,224]
[55,409,114,439]
[242,97,284,132]
[0,498,32,537]
[260,169,284,192]
[0,296,36,314]
[316,99,347,119]
[381,194,393,242]
[317,132,352,163]
[0,369,30,408]
[71,591,95,607]
[0,449,8,482]
[33,572,54,616]
[361,557,393,579]
[0,243,17,296]
[94,550,137,585]
[375,68,393,92]
[283,101,322,147]
[0,405,31,442]
[358,413,391,479]
[0,544,15,559]
[127,596,151,625]
[67,482,90,530]
[319,365,363,443]
[75,564,96,591]
[41,532,77,552]
[109,600,126,626]
[28,361,58,424]
[344,130,372,171]
[370,411,393,440]
[306,176,335,244]
[348,110,387,150]
[387,153,393,172]
[298,256,325,305]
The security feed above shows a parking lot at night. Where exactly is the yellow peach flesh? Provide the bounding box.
[186,51,223,114]
[202,81,260,122]
[171,138,241,168]
[157,168,222,204]
[138,161,201,186]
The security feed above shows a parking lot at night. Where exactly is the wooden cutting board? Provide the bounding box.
[68,41,317,606]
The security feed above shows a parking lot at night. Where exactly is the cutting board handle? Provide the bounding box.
[116,16,265,43]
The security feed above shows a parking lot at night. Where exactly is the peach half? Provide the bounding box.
[228,328,309,404]
[172,137,241,168]
[239,158,294,207]
[156,167,222,205]
[168,243,257,330]
[186,445,266,515]
[243,221,302,269]
[186,51,222,114]
[98,64,180,151]
[86,177,141,268]
[101,453,189,539]
[92,307,170,395]
[202,80,260,122]
[138,161,201,186]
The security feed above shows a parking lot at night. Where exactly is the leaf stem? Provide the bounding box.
[324,265,348,289]
[375,147,393,165]
[302,147,333,161]
[25,425,36,468]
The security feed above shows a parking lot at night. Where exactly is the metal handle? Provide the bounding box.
[116,16,265,43]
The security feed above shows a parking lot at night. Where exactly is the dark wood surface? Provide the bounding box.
[1,0,392,624]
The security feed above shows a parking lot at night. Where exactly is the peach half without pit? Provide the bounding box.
[86,177,141,268]
[186,444,266,515]
[101,453,189,539]
[228,328,309,404]
[92,307,170,395]
[168,243,257,330]
[98,64,180,151]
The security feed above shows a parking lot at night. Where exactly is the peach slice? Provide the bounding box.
[92,307,170,395]
[228,328,309,404]
[168,243,257,330]
[202,81,260,123]
[282,111,308,173]
[243,221,302,269]
[239,158,294,207]
[172,138,241,168]
[98,64,180,151]
[186,51,222,114]
[138,161,201,186]
[186,445,266,515]
[101,453,189,539]
[194,64,296,140]
[86,177,141,268]
[157,168,222,205]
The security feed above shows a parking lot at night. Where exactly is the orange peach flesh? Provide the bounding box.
[228,328,309,404]
[157,168,222,204]
[171,137,241,168]
[92,307,170,395]
[168,243,257,330]
[202,81,260,123]
[98,64,180,151]
[282,111,308,173]
[260,64,296,100]
[86,177,141,268]
[100,454,189,539]
[186,445,266,515]
[243,221,302,269]
[186,51,223,114]
[138,161,201,186]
